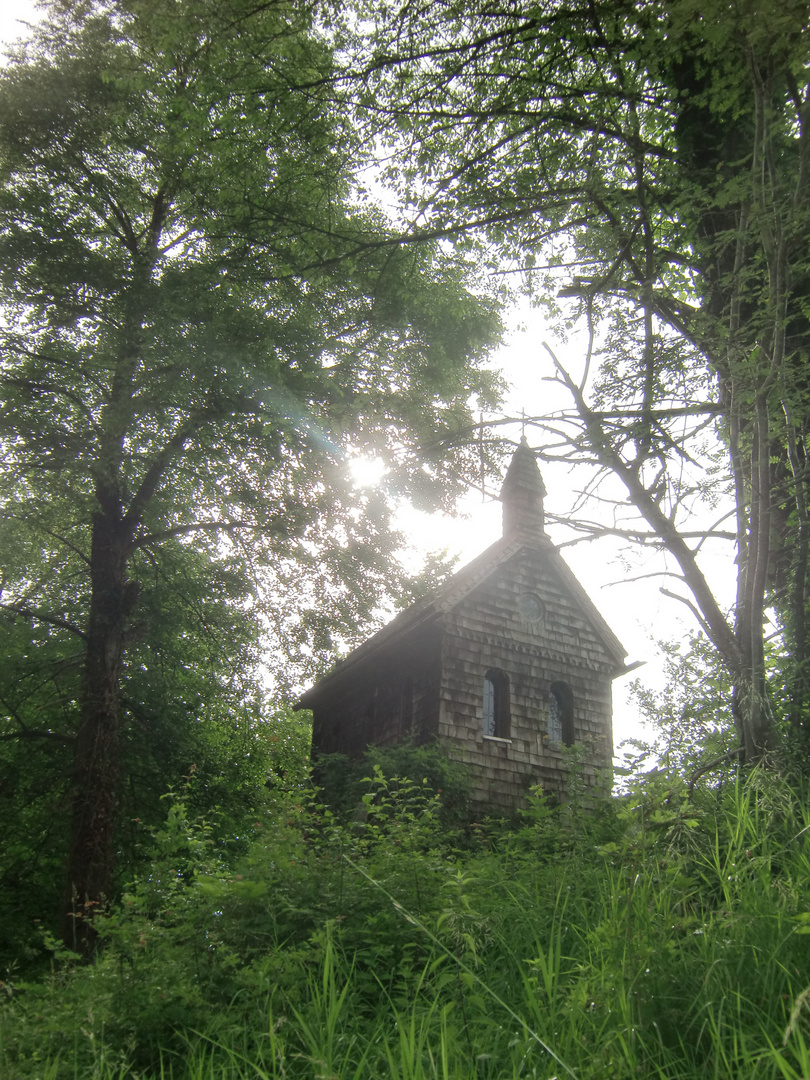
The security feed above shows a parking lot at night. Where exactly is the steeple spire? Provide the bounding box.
[500,436,547,537]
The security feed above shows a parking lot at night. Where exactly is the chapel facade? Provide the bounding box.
[297,438,629,813]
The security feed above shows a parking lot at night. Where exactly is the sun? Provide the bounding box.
[348,455,388,489]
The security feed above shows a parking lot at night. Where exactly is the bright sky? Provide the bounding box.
[0,1,739,756]
[0,1,37,51]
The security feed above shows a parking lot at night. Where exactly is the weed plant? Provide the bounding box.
[2,748,810,1079]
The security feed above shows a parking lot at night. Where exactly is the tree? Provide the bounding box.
[0,533,269,966]
[627,634,737,787]
[358,0,810,762]
[0,0,502,953]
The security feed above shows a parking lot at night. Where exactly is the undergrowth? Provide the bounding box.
[2,750,810,1079]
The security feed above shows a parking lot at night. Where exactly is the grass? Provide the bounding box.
[2,765,810,1079]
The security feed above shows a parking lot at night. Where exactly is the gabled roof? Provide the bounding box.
[297,528,628,709]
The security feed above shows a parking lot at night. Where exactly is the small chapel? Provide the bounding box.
[297,438,630,813]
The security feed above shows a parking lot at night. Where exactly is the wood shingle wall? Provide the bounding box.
[436,545,615,812]
[308,625,443,758]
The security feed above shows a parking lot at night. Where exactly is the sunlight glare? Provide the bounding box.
[348,454,388,489]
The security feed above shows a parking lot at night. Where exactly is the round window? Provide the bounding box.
[518,592,544,621]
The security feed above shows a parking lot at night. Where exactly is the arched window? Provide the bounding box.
[549,682,574,747]
[483,669,510,739]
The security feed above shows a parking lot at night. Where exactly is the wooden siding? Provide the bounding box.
[309,626,442,759]
[436,548,614,812]
[305,542,620,815]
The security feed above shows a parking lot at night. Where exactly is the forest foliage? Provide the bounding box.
[1,0,810,1074]
[2,743,810,1080]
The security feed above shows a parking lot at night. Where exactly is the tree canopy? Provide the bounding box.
[0,0,502,952]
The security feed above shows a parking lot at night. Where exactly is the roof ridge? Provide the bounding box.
[297,531,626,708]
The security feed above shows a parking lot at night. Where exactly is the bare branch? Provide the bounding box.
[543,343,740,668]
[132,519,275,550]
[659,587,715,638]
[550,520,736,547]
[0,729,75,744]
[0,602,86,640]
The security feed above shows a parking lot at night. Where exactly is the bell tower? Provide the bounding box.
[500,436,547,537]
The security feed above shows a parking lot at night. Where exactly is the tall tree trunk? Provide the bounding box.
[61,243,164,952]
[63,508,138,956]
[783,413,810,731]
